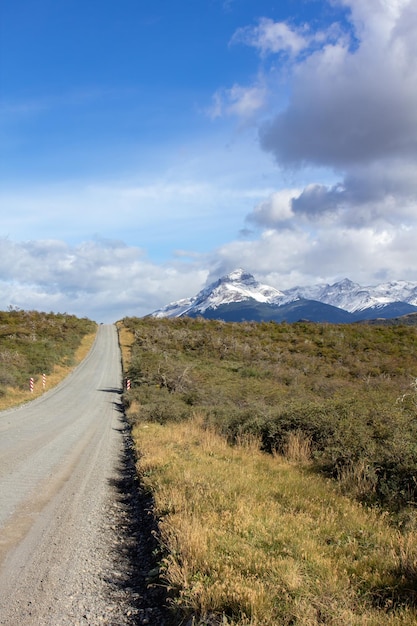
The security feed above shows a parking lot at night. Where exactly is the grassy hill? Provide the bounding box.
[0,309,96,408]
[119,316,417,625]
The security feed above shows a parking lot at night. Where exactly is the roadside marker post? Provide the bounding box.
[42,373,46,390]
[29,377,34,393]
[126,379,131,390]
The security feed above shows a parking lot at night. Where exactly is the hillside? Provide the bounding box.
[119,316,417,625]
[0,309,96,408]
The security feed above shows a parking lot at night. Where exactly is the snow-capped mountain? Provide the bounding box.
[151,270,417,323]
[152,269,286,318]
[284,278,417,312]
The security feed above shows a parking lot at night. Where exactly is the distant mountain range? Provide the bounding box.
[151,269,417,323]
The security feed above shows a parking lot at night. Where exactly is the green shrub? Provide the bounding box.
[0,310,96,389]
[120,316,417,514]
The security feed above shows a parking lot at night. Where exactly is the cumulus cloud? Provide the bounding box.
[2,218,417,322]
[205,228,312,287]
[257,1,417,170]
[247,170,417,233]
[0,238,208,321]
[246,189,299,229]
[232,0,417,292]
[209,220,417,291]
[232,0,417,248]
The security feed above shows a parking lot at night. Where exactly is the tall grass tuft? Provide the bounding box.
[282,430,312,464]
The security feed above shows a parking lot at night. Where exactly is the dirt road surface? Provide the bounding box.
[0,324,170,626]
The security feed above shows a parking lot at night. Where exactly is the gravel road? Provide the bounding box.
[0,324,172,626]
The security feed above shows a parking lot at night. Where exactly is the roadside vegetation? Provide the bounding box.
[119,316,417,625]
[0,309,96,410]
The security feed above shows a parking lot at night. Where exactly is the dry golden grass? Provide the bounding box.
[132,416,417,625]
[281,430,312,464]
[116,322,135,368]
[118,319,417,624]
[0,331,97,412]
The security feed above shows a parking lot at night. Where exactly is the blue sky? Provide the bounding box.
[1,0,417,321]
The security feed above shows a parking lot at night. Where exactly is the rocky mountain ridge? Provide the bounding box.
[151,269,417,323]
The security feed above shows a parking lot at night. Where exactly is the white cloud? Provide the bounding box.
[246,189,299,229]
[2,215,417,322]
[0,238,209,321]
[209,220,417,290]
[245,158,417,231]
[225,0,417,268]
[208,83,267,121]
[231,18,309,56]
[258,1,417,169]
[341,0,413,41]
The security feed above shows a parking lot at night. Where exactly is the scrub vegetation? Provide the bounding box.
[119,316,417,625]
[0,309,96,408]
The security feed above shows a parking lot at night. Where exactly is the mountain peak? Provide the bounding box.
[335,278,358,288]
[150,271,417,321]
[222,268,255,283]
[210,269,257,289]
[152,269,285,318]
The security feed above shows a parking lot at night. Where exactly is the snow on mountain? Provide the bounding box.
[152,269,285,318]
[152,298,194,318]
[371,281,417,307]
[305,280,385,313]
[151,270,417,319]
[279,284,326,305]
[199,269,285,308]
[291,279,417,312]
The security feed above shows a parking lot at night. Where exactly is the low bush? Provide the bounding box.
[120,316,417,514]
[0,309,96,391]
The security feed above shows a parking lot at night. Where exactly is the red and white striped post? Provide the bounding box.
[126,379,131,390]
[42,373,46,390]
[29,377,34,393]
